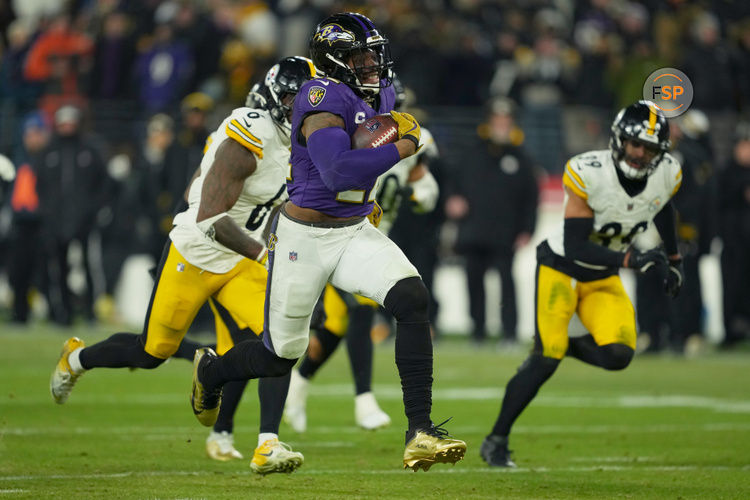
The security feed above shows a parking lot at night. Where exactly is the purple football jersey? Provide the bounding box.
[288,77,396,217]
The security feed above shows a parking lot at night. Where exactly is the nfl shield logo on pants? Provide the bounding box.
[289,251,298,262]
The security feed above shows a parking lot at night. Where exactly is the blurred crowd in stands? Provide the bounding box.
[0,0,748,353]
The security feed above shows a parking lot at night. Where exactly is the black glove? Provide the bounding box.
[665,257,684,298]
[623,248,668,274]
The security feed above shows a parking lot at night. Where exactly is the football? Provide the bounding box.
[351,114,399,149]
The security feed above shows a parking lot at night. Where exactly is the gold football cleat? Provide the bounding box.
[50,337,86,404]
[206,431,243,461]
[190,348,222,426]
[250,438,304,475]
[403,419,467,472]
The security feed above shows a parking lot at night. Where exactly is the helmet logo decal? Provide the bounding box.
[265,64,280,87]
[308,86,326,107]
[314,24,355,45]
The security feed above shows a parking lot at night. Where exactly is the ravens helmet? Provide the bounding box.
[309,12,393,97]
[610,100,671,180]
[246,56,316,133]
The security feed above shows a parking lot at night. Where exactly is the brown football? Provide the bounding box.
[351,114,399,149]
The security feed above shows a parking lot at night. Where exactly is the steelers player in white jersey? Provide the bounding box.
[50,57,315,475]
[283,80,440,433]
[480,101,685,467]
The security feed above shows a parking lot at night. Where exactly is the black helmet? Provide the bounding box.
[309,12,393,97]
[610,100,671,179]
[246,56,316,133]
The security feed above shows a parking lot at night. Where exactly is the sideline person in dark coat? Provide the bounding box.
[35,105,109,325]
[445,98,539,344]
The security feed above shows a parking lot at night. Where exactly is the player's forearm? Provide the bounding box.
[653,201,680,258]
[213,216,266,262]
[308,127,400,191]
[563,217,626,267]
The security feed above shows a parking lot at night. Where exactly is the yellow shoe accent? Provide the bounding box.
[50,337,85,404]
[250,438,304,475]
[403,420,466,472]
[206,431,243,461]
[190,348,222,427]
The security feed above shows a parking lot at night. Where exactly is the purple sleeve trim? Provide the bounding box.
[307,127,400,192]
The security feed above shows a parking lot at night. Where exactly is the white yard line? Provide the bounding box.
[2,464,750,482]
[12,387,750,413]
[3,422,750,436]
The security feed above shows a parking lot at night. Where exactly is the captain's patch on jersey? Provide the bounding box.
[308,86,326,107]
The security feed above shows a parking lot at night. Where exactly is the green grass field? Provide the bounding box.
[1,325,749,499]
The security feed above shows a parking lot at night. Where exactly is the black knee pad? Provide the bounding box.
[599,344,634,371]
[384,277,429,323]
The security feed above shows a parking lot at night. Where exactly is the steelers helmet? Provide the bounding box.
[245,56,316,133]
[309,12,393,97]
[610,100,671,179]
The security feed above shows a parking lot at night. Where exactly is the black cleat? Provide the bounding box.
[480,434,516,468]
[190,348,222,426]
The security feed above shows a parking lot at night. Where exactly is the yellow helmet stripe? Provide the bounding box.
[646,103,658,136]
[306,59,316,77]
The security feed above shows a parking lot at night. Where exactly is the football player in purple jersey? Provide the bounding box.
[190,12,466,471]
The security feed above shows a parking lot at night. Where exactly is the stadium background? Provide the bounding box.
[0,2,748,338]
[1,2,749,498]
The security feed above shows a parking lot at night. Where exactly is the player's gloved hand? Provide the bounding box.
[664,256,683,298]
[367,200,383,228]
[389,110,421,151]
[623,248,668,273]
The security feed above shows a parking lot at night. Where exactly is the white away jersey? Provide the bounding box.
[547,149,682,268]
[374,128,439,235]
[170,107,289,273]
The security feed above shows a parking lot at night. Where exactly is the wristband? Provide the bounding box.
[402,134,419,149]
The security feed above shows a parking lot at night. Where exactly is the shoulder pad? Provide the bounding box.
[660,152,683,197]
[562,150,608,200]
[224,107,272,158]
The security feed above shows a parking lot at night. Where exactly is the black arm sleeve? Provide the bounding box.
[563,217,626,268]
[652,200,679,256]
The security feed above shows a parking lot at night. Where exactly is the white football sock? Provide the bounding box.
[258,433,278,447]
[68,347,86,374]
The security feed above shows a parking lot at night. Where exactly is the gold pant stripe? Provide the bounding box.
[536,264,636,360]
